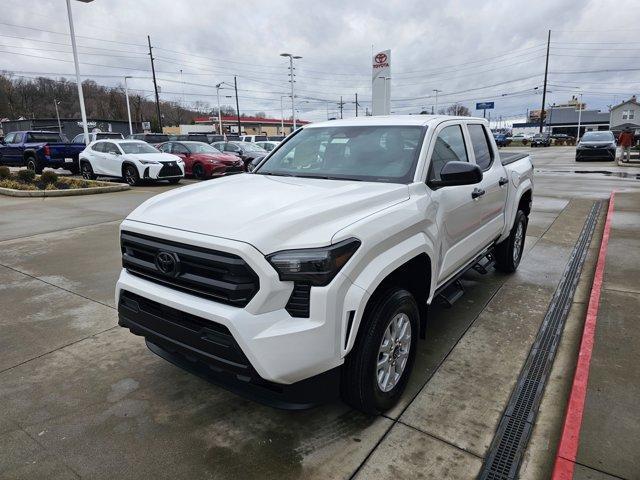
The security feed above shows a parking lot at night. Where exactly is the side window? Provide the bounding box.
[4,133,15,144]
[172,143,189,154]
[468,124,494,170]
[104,142,119,154]
[72,134,83,143]
[157,143,171,153]
[428,125,468,181]
[225,144,240,152]
[14,133,23,143]
[92,142,105,152]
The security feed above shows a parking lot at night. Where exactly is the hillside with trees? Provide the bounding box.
[0,73,239,129]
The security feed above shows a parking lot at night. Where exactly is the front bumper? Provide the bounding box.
[576,147,616,161]
[116,221,367,387]
[140,162,185,180]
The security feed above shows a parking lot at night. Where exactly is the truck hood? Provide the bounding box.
[125,173,410,253]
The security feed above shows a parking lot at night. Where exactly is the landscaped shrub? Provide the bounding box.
[40,170,59,185]
[17,169,36,183]
[0,166,10,179]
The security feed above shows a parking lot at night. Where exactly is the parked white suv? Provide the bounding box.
[116,115,533,413]
[80,139,184,185]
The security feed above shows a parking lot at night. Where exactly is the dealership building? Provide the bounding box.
[512,106,611,137]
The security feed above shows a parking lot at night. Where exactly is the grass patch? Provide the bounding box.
[0,172,112,191]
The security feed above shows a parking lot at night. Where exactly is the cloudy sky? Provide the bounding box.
[2,0,639,125]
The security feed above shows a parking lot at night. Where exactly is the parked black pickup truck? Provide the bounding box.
[0,131,86,173]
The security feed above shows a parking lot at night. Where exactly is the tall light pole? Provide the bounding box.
[576,93,583,141]
[216,82,234,135]
[433,89,442,113]
[281,53,302,131]
[53,99,62,133]
[124,76,133,136]
[65,0,92,144]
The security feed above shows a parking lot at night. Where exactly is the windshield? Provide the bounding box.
[184,142,222,154]
[256,125,425,183]
[119,142,160,154]
[237,142,266,152]
[582,132,614,142]
[26,132,66,143]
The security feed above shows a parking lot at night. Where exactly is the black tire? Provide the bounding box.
[341,288,419,414]
[26,156,43,174]
[495,209,528,273]
[192,163,205,179]
[167,178,181,185]
[80,160,96,180]
[123,164,139,186]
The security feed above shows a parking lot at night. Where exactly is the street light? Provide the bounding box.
[53,99,62,133]
[65,0,93,145]
[433,89,442,113]
[124,76,133,136]
[280,53,302,131]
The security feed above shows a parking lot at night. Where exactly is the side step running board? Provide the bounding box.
[473,252,495,275]
[437,279,465,308]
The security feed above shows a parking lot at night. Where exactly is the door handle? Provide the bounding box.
[472,188,486,199]
[499,177,509,186]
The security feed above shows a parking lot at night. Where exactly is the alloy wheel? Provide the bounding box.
[376,313,412,392]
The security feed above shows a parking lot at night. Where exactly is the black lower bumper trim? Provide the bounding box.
[118,290,340,409]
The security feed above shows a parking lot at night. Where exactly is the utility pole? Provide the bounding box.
[65,0,90,145]
[147,35,162,132]
[539,29,551,133]
[355,93,359,117]
[338,96,345,119]
[576,92,583,141]
[234,76,241,135]
[215,83,223,135]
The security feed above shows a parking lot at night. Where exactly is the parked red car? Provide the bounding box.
[158,141,245,179]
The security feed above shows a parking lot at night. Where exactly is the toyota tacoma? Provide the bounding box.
[117,115,533,414]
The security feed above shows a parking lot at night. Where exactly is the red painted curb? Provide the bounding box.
[551,192,616,480]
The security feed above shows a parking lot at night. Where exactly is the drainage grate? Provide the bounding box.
[478,201,602,480]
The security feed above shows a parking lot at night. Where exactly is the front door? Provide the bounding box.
[425,123,483,284]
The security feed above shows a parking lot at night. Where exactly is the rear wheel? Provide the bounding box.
[26,156,43,174]
[341,288,419,414]
[123,164,139,186]
[495,209,527,273]
[80,160,96,180]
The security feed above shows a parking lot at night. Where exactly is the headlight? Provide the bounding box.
[266,238,361,286]
[139,160,160,165]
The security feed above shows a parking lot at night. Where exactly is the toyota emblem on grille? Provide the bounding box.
[155,251,180,277]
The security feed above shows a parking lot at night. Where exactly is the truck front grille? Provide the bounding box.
[121,231,259,307]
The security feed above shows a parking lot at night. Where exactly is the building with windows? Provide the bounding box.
[190,115,310,136]
[0,118,141,139]
[609,96,639,134]
[512,105,610,137]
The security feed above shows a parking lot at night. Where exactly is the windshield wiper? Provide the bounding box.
[257,171,299,177]
[295,174,363,181]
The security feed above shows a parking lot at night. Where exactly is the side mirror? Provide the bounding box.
[428,161,483,188]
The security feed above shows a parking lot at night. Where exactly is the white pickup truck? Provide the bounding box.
[116,115,533,414]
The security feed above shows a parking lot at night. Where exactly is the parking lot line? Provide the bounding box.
[551,192,615,480]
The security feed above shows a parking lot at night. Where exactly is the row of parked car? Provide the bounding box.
[492,132,577,147]
[0,130,283,185]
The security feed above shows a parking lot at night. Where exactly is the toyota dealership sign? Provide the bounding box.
[372,49,391,115]
[372,49,391,81]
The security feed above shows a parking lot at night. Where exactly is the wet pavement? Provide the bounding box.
[1,147,639,479]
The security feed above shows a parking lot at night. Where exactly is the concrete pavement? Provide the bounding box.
[1,147,639,479]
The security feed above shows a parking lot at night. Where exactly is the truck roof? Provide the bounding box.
[304,114,488,129]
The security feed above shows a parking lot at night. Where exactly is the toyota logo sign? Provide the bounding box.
[155,251,180,277]
[375,53,387,64]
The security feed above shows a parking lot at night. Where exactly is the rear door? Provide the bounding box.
[12,132,25,165]
[466,122,508,247]
[425,122,482,283]
[88,142,107,174]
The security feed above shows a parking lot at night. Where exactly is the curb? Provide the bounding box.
[551,191,616,480]
[0,183,130,197]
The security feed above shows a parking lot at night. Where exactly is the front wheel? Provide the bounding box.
[341,288,419,414]
[123,164,139,186]
[495,209,528,273]
[192,163,205,179]
[80,161,96,180]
